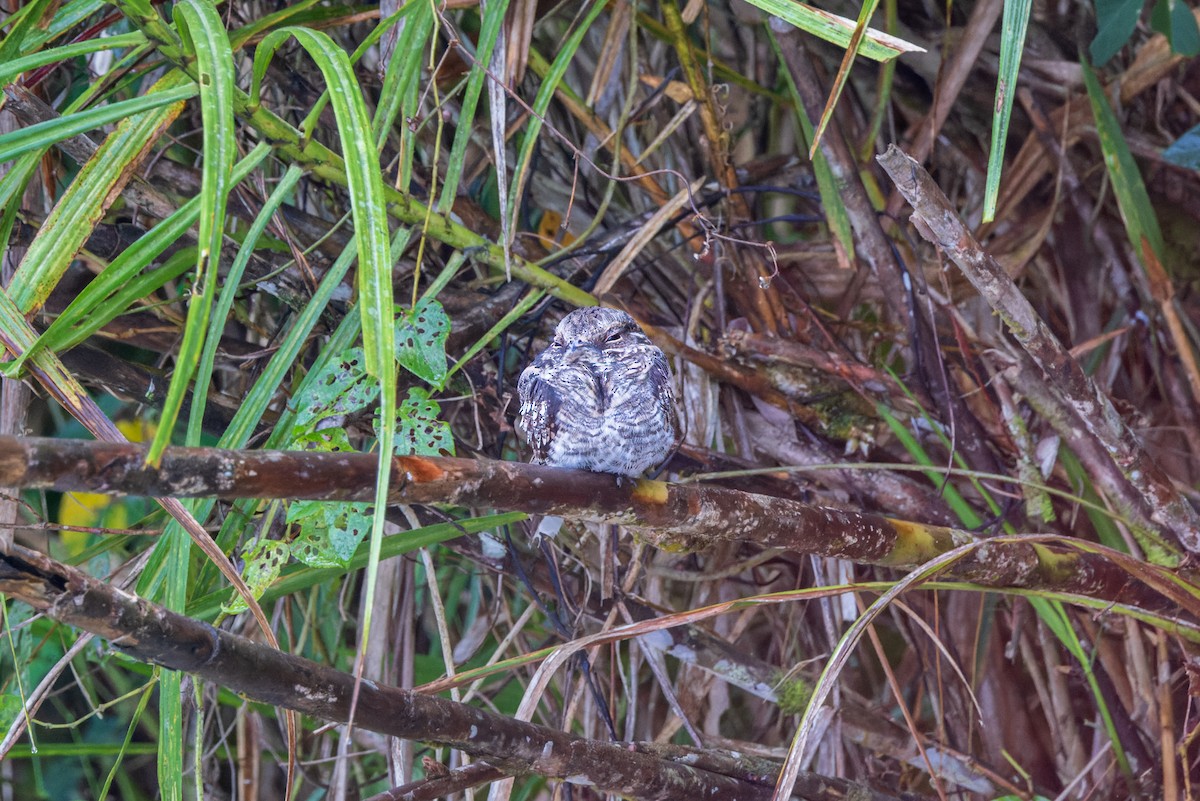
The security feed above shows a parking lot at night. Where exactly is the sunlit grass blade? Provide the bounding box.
[187,152,294,439]
[1081,55,1164,259]
[744,0,923,61]
[1029,595,1134,780]
[0,31,146,87]
[1082,56,1200,401]
[132,3,239,796]
[0,0,60,63]
[438,0,508,212]
[507,1,608,255]
[769,27,855,262]
[372,1,432,157]
[174,243,364,599]
[808,0,879,158]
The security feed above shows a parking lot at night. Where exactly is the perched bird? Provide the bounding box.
[518,306,678,489]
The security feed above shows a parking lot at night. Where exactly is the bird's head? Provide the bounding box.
[551,307,650,358]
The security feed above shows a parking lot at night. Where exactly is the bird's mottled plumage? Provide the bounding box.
[518,307,677,477]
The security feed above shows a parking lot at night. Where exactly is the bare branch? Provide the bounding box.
[0,542,906,801]
[0,435,1184,613]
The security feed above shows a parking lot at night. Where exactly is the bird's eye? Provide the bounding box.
[604,332,622,343]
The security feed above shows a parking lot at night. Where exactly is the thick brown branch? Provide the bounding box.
[0,435,1183,613]
[0,543,904,801]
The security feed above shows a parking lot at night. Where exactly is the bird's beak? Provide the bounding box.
[565,342,599,361]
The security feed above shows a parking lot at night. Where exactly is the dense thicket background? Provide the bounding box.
[2,0,1200,799]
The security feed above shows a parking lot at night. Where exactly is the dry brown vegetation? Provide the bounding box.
[2,1,1200,800]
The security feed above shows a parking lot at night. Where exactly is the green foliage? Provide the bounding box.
[741,0,920,61]
[1092,0,1200,63]
[3,0,1196,796]
[0,693,23,736]
[239,304,454,574]
[1082,54,1165,261]
[1091,0,1144,63]
[396,298,450,386]
[287,499,373,568]
[1164,122,1200,169]
[1150,0,1200,55]
[221,539,289,614]
[983,0,1032,222]
[291,348,379,434]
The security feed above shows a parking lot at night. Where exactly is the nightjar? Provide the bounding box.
[517,307,678,478]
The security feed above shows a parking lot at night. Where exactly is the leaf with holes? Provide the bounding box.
[290,347,379,436]
[287,500,373,568]
[395,297,449,385]
[394,387,454,456]
[223,539,290,614]
[291,427,355,454]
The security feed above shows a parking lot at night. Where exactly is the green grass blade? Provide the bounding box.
[1028,596,1133,778]
[0,85,197,165]
[742,0,922,61]
[4,71,192,318]
[769,26,855,262]
[249,26,396,676]
[876,404,985,527]
[0,0,59,63]
[0,32,146,87]
[437,0,508,212]
[12,0,108,55]
[145,0,238,464]
[134,4,237,793]
[372,1,432,155]
[807,0,880,156]
[173,237,365,598]
[508,1,608,243]
[187,151,294,438]
[1081,55,1165,260]
[252,28,393,384]
[983,0,1032,222]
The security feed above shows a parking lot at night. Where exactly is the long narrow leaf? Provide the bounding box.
[5,72,192,318]
[744,0,922,61]
[0,85,196,165]
[983,0,1032,222]
[250,26,396,682]
[508,2,609,245]
[0,32,146,87]
[145,0,237,464]
[437,0,508,212]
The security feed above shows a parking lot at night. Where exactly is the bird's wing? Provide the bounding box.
[517,362,562,464]
[651,354,681,445]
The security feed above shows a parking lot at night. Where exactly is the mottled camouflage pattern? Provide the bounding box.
[518,307,677,477]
